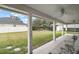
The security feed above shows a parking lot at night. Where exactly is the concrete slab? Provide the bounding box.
[33,34,74,54]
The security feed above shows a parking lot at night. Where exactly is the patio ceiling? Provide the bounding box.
[1,4,79,24]
[27,4,79,24]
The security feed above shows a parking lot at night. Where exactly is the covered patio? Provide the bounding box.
[0,4,79,54]
[33,34,78,54]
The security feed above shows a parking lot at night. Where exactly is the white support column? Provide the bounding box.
[65,24,67,34]
[62,23,64,35]
[28,13,32,54]
[53,20,56,41]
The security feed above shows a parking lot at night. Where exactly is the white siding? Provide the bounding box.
[0,27,28,33]
[0,24,27,33]
[67,24,79,28]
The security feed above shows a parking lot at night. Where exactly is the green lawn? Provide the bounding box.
[67,31,79,34]
[0,31,61,54]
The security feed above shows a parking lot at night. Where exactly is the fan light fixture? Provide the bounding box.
[61,8,65,15]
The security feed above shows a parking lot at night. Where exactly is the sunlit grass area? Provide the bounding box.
[67,31,79,34]
[0,31,61,54]
[0,32,27,54]
[32,31,61,49]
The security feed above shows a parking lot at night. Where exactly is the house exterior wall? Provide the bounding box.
[56,25,62,31]
[0,24,28,33]
[67,24,79,28]
[56,24,79,32]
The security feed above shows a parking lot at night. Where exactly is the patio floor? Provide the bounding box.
[33,34,79,54]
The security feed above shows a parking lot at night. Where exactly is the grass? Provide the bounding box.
[0,31,61,54]
[32,31,61,49]
[0,32,27,54]
[67,31,79,34]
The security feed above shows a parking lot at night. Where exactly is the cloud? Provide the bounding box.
[32,17,36,19]
[22,19,28,24]
[10,12,23,17]
[11,12,28,24]
[0,9,3,12]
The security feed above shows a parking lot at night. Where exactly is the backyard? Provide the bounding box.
[0,31,61,54]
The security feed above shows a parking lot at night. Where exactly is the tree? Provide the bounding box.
[32,18,43,30]
[32,17,53,30]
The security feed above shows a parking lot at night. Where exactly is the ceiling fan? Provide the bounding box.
[61,8,65,15]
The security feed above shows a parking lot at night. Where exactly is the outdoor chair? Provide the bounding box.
[59,43,75,54]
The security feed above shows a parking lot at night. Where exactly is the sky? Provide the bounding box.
[0,9,29,24]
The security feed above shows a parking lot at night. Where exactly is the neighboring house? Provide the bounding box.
[56,23,79,32]
[50,23,63,31]
[0,16,28,33]
[66,24,79,32]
